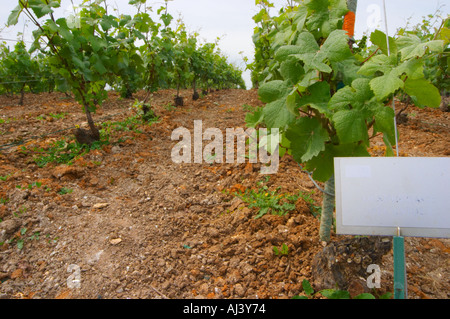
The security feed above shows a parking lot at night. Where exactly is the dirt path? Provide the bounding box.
[0,89,448,299]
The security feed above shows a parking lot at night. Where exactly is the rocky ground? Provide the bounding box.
[0,89,448,299]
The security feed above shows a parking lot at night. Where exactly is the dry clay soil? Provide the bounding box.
[0,89,449,299]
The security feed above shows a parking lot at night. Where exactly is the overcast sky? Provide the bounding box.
[1,0,448,88]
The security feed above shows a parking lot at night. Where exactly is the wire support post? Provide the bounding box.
[382,0,400,157]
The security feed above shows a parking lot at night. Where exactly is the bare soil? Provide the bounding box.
[0,89,448,299]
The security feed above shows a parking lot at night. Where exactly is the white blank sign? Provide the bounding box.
[335,157,450,238]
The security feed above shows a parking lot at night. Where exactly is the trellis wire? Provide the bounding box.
[0,78,64,85]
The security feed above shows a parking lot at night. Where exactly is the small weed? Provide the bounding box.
[300,191,322,218]
[15,227,27,250]
[242,104,257,112]
[164,103,176,111]
[51,112,67,119]
[204,153,218,163]
[13,228,41,250]
[27,181,42,190]
[33,137,107,168]
[57,187,73,195]
[36,113,68,120]
[45,234,59,244]
[29,231,40,241]
[132,100,159,123]
[16,238,25,250]
[273,243,289,256]
[292,279,392,299]
[101,112,158,136]
[231,177,321,219]
[13,205,28,217]
[0,117,18,125]
[0,173,11,181]
[235,177,298,219]
[292,279,315,299]
[19,145,27,154]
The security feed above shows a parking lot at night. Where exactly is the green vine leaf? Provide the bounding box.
[258,80,290,103]
[280,57,305,84]
[329,78,373,111]
[369,71,405,101]
[332,109,369,144]
[7,5,22,26]
[303,145,335,182]
[305,0,348,38]
[304,143,370,182]
[275,32,319,64]
[295,81,332,117]
[404,78,441,108]
[396,34,444,61]
[245,107,264,128]
[370,30,397,56]
[263,98,296,130]
[373,105,396,145]
[319,29,353,63]
[286,117,329,163]
[358,54,396,77]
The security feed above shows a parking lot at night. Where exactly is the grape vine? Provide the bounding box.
[6,0,245,142]
[247,0,446,241]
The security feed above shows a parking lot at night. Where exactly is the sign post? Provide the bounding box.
[393,228,407,299]
[334,157,450,298]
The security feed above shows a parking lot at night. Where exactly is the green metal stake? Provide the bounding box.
[393,228,407,299]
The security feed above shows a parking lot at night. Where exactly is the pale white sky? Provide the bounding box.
[1,0,448,88]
